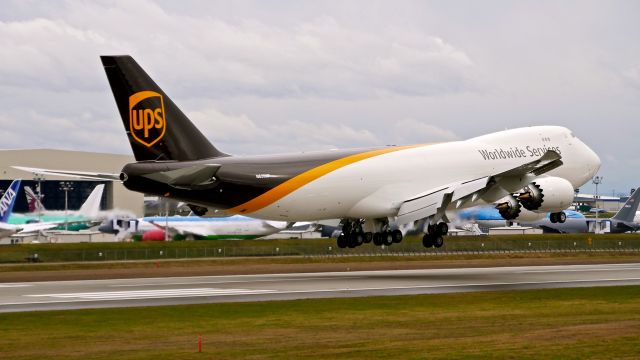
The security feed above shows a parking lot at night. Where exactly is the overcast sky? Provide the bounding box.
[1,0,639,195]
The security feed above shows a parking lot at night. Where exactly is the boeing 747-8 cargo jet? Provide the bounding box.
[15,56,601,249]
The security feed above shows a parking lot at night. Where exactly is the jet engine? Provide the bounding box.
[187,204,208,216]
[495,194,521,220]
[518,177,574,213]
[514,208,547,222]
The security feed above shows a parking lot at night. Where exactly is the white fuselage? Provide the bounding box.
[134,215,288,239]
[248,126,600,222]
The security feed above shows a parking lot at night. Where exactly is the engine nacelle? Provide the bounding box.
[518,177,574,213]
[515,208,547,222]
[495,194,521,220]
[187,204,208,216]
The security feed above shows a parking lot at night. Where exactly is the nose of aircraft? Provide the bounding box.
[586,143,601,178]
[578,137,601,180]
[98,219,116,234]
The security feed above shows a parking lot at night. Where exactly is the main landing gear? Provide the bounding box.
[422,222,448,248]
[549,211,567,224]
[336,219,403,249]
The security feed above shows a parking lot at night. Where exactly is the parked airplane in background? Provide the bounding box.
[24,186,44,213]
[459,187,640,233]
[23,184,104,218]
[15,55,601,249]
[604,188,640,233]
[457,207,586,233]
[99,215,293,241]
[0,180,65,238]
[9,184,105,231]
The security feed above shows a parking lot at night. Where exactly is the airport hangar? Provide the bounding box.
[0,149,143,217]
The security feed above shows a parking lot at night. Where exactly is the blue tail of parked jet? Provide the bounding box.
[0,180,21,223]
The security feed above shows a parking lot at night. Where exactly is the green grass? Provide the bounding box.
[1,286,639,359]
[584,212,615,218]
[1,250,639,274]
[2,233,640,265]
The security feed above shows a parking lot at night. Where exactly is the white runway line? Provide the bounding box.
[27,288,277,300]
[110,276,364,287]
[519,266,640,273]
[0,284,32,288]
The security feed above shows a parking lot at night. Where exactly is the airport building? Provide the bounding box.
[0,149,143,217]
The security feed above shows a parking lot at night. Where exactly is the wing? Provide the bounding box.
[0,223,20,238]
[12,166,120,181]
[396,150,563,225]
[17,222,61,234]
[148,221,210,237]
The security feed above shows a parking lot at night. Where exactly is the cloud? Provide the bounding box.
[0,111,128,154]
[189,106,458,154]
[0,18,120,91]
[189,105,384,154]
[0,3,477,98]
[392,118,459,144]
[623,64,640,90]
[0,0,639,195]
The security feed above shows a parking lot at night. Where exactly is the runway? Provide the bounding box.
[2,263,640,313]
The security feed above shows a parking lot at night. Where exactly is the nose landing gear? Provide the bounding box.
[550,211,567,223]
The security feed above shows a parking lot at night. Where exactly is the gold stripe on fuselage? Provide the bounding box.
[227,144,423,214]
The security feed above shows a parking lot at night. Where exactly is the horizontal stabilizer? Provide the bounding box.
[12,166,120,181]
[142,164,221,190]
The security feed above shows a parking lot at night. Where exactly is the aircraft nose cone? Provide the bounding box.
[587,146,601,178]
[98,221,115,234]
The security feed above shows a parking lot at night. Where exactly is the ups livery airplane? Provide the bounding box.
[17,56,601,249]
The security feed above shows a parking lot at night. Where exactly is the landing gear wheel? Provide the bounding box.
[364,232,373,243]
[337,234,347,248]
[354,232,365,246]
[558,211,567,223]
[373,232,382,246]
[382,232,393,246]
[433,235,444,248]
[391,229,403,243]
[550,213,558,223]
[436,222,448,236]
[422,234,433,248]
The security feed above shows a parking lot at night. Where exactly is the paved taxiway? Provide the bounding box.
[2,263,640,312]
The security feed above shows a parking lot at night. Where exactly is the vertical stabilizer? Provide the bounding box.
[100,55,227,161]
[24,186,46,213]
[0,180,21,223]
[78,184,105,218]
[612,188,640,222]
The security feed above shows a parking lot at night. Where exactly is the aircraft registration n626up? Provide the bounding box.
[15,56,601,249]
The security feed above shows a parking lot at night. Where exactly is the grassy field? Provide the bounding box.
[2,233,640,265]
[1,286,639,359]
[4,233,640,251]
[1,250,640,275]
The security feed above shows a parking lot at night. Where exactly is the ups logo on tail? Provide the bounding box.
[129,91,166,147]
